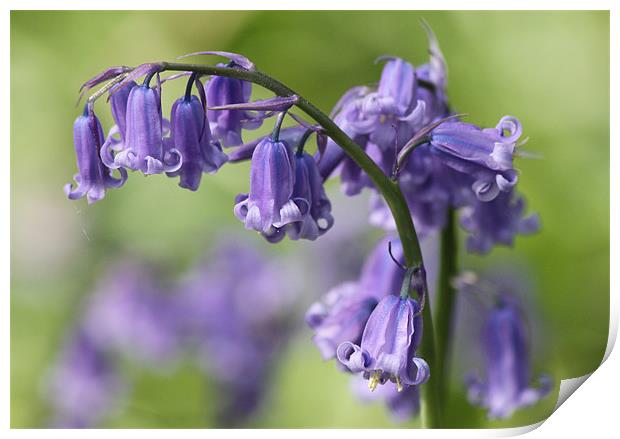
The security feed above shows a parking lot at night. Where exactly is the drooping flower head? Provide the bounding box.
[357,57,425,151]
[306,237,404,360]
[64,107,127,204]
[466,296,551,419]
[234,135,302,237]
[108,82,182,175]
[428,116,522,201]
[206,64,262,147]
[318,27,448,190]
[285,152,334,241]
[45,328,123,428]
[168,94,228,190]
[337,294,429,392]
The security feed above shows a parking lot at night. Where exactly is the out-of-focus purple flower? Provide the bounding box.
[285,152,334,241]
[351,376,421,423]
[178,240,298,426]
[306,282,379,360]
[105,84,182,175]
[234,137,302,236]
[82,261,182,367]
[306,237,404,360]
[45,328,123,428]
[206,68,262,147]
[64,109,127,204]
[337,295,429,391]
[460,191,540,254]
[167,95,227,190]
[466,297,551,419]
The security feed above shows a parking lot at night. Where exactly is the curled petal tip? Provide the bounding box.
[177,51,255,71]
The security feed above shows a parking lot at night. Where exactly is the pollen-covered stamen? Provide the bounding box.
[368,371,382,392]
[396,377,404,393]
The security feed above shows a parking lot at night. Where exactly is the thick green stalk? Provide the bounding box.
[161,61,442,427]
[434,208,458,418]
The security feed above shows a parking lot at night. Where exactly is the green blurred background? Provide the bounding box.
[10,11,609,428]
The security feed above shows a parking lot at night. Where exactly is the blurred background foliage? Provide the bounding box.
[11,10,609,428]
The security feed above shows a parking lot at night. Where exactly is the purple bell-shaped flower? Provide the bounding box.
[64,108,127,204]
[337,294,429,392]
[285,152,334,241]
[429,116,523,201]
[108,84,182,175]
[234,136,302,235]
[206,67,262,147]
[168,94,228,190]
[466,297,551,419]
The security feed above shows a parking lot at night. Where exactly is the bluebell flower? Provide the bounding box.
[355,57,425,150]
[167,95,227,190]
[106,84,182,175]
[318,33,446,188]
[466,297,551,419]
[306,237,404,360]
[64,108,127,204]
[206,67,262,147]
[285,152,334,241]
[110,81,135,142]
[82,260,182,368]
[337,295,429,391]
[45,328,123,428]
[234,136,302,234]
[100,81,137,166]
[428,116,522,201]
[460,191,540,254]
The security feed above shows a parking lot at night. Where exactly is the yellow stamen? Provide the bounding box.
[368,371,381,392]
[396,377,404,393]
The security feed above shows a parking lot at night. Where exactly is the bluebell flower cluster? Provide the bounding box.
[69,54,333,243]
[45,241,299,428]
[319,28,539,253]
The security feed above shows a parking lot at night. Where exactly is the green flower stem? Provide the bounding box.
[434,208,458,417]
[162,61,442,427]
